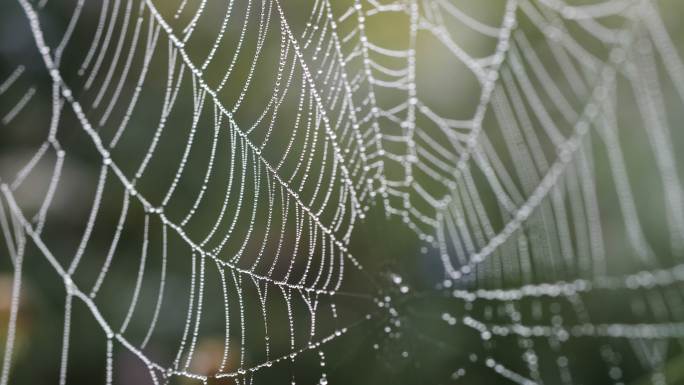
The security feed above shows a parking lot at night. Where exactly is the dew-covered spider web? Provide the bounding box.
[1,0,684,384]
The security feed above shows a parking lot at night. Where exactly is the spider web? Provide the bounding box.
[1,0,684,384]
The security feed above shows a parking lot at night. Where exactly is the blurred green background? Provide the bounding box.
[2,0,684,384]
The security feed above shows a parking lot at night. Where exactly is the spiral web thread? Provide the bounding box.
[1,0,684,384]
